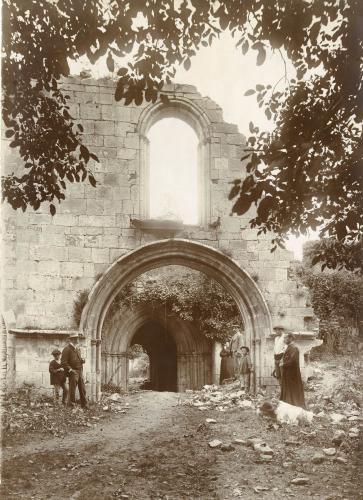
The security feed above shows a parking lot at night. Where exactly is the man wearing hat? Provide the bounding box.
[272,325,287,386]
[49,348,68,404]
[61,333,87,408]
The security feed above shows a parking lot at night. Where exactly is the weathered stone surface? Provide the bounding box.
[2,77,312,396]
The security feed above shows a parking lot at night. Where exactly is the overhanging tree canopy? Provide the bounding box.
[2,0,362,270]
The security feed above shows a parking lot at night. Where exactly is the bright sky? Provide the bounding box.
[148,119,199,224]
[70,32,317,259]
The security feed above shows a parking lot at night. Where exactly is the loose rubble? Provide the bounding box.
[2,384,132,444]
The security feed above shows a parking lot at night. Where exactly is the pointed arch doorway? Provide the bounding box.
[79,239,272,400]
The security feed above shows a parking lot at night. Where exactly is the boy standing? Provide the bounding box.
[240,346,252,393]
[49,349,68,404]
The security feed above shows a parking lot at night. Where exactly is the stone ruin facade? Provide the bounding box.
[1,77,319,399]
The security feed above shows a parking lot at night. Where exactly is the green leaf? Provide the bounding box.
[115,80,124,101]
[257,46,266,66]
[244,89,255,96]
[50,203,56,216]
[184,58,191,70]
[89,175,97,187]
[242,40,249,55]
[80,145,90,163]
[106,52,115,72]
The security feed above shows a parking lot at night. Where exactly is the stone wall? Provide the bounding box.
[1,77,314,390]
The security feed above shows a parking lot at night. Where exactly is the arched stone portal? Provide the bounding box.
[79,239,272,401]
[101,304,212,392]
[132,321,177,392]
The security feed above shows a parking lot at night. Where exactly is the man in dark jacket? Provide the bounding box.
[61,333,88,408]
[280,332,306,409]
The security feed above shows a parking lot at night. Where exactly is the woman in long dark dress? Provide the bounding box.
[220,342,233,384]
[280,333,306,409]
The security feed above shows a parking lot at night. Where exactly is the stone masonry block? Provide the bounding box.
[259,250,275,261]
[130,107,143,123]
[70,226,103,236]
[65,234,84,247]
[124,134,140,150]
[80,103,101,120]
[214,157,229,170]
[79,121,95,134]
[30,246,67,262]
[95,121,115,136]
[84,235,101,247]
[81,134,103,147]
[109,248,126,262]
[212,122,238,134]
[38,231,65,247]
[115,122,134,136]
[91,248,110,264]
[85,199,105,216]
[104,136,123,147]
[101,105,131,122]
[68,247,92,262]
[60,262,84,277]
[221,216,241,232]
[60,198,87,215]
[53,214,79,226]
[117,148,137,160]
[83,263,95,277]
[227,133,246,145]
[78,215,116,227]
[102,235,119,248]
[68,103,80,119]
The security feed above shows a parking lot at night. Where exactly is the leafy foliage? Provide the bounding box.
[72,289,89,328]
[1,0,101,212]
[2,0,362,269]
[295,265,363,353]
[108,272,241,343]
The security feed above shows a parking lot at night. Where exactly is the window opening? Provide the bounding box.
[148,118,199,225]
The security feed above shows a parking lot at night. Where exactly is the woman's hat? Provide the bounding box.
[51,349,61,355]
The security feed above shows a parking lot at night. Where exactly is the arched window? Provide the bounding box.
[147,118,199,225]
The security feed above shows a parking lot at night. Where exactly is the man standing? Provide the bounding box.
[61,333,88,409]
[280,332,306,409]
[229,327,245,381]
[272,325,286,386]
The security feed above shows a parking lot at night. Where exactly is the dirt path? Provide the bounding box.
[1,390,361,499]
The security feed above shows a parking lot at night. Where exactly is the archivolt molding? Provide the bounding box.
[102,304,211,355]
[136,97,212,224]
[137,97,212,142]
[80,239,272,399]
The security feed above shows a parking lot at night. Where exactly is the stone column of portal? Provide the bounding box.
[177,354,186,392]
[212,341,222,385]
[116,353,128,390]
[89,338,97,401]
[101,352,106,384]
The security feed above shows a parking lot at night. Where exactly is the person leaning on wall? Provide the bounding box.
[61,333,88,409]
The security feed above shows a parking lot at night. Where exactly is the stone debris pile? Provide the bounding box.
[102,393,131,414]
[185,383,255,412]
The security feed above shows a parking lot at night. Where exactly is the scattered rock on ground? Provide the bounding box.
[220,443,235,452]
[208,439,222,448]
[291,477,310,485]
[311,453,326,464]
[323,448,336,456]
[332,430,346,446]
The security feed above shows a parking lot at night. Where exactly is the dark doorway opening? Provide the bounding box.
[131,321,177,392]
